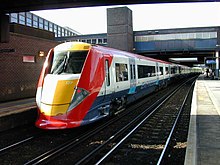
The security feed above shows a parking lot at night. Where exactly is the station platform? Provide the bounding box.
[0,98,37,132]
[185,75,220,165]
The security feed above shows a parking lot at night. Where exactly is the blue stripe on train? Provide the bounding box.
[80,78,169,126]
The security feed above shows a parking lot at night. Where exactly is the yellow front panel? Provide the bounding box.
[41,103,69,116]
[53,79,78,104]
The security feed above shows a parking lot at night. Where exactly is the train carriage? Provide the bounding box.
[36,42,194,129]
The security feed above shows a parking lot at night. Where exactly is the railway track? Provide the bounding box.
[23,79,180,165]
[0,76,197,164]
[36,77,196,164]
[0,125,44,153]
[72,77,196,165]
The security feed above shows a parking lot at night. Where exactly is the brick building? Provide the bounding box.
[0,24,59,102]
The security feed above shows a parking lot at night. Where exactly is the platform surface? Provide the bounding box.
[185,75,220,165]
[0,98,37,132]
[0,98,36,117]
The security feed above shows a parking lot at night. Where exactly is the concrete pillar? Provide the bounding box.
[216,51,219,78]
[107,7,133,52]
[0,14,9,43]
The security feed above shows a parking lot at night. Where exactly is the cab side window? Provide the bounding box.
[105,60,110,86]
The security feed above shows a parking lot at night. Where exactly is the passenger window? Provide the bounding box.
[165,67,169,75]
[132,64,136,79]
[115,63,128,82]
[171,67,176,74]
[130,64,133,80]
[130,64,136,79]
[137,65,156,78]
[159,67,163,75]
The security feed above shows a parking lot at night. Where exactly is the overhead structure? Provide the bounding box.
[1,0,219,13]
[1,0,219,43]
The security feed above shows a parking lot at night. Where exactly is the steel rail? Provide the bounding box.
[156,79,196,165]
[0,130,45,154]
[0,136,34,153]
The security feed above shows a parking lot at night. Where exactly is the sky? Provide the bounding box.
[32,2,220,35]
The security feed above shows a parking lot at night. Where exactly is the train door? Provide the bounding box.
[128,58,136,94]
[103,55,114,102]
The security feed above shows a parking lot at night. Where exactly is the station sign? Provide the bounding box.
[23,56,35,63]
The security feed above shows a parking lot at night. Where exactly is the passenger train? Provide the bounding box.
[36,42,199,129]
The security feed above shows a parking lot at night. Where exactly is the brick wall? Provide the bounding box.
[0,33,58,102]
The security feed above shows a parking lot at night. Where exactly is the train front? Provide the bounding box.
[35,42,91,129]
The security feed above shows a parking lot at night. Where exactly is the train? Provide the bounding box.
[35,42,200,129]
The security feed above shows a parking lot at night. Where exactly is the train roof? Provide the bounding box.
[93,44,172,65]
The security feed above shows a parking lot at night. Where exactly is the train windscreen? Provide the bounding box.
[50,50,88,74]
